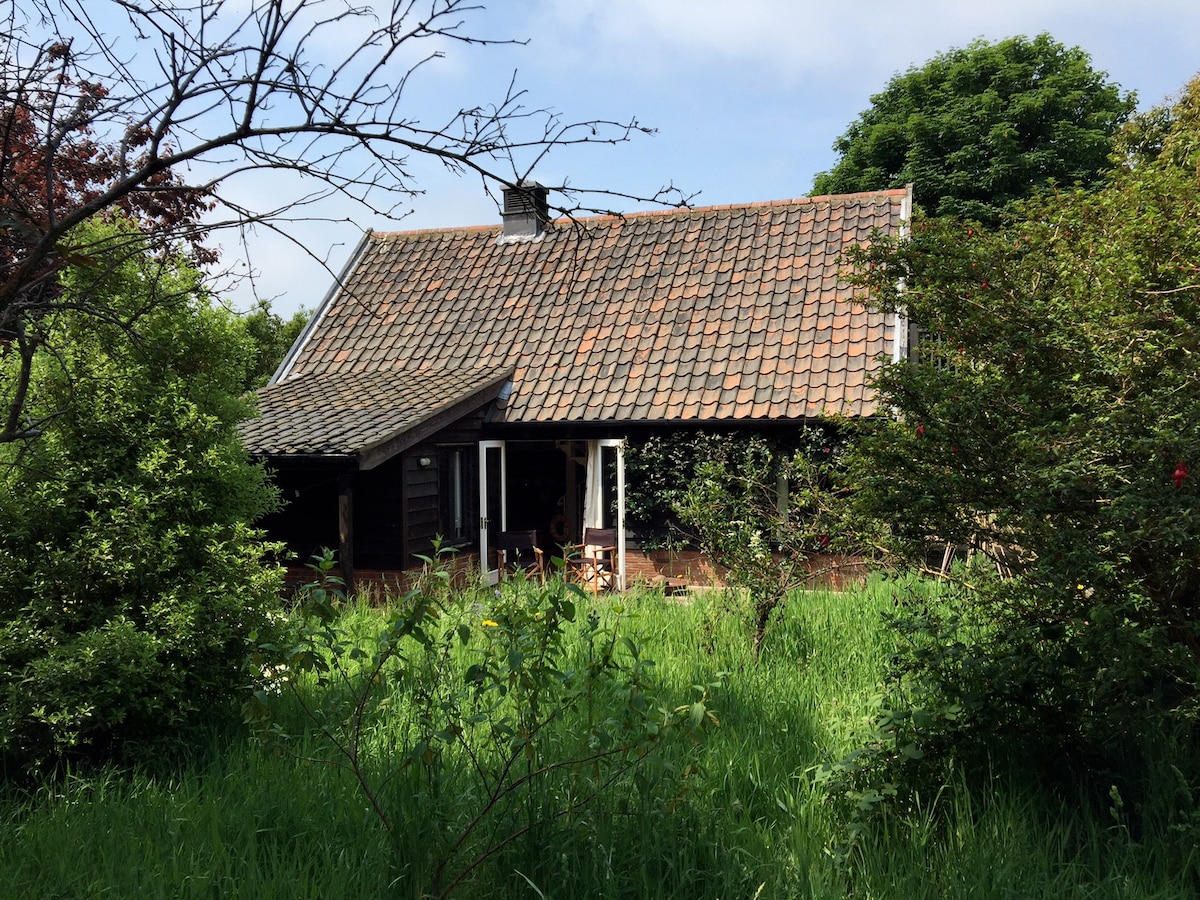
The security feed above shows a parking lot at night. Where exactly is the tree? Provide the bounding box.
[629,428,848,657]
[1,0,686,443]
[1117,74,1200,169]
[0,60,214,442]
[0,216,284,773]
[842,77,1200,767]
[240,300,311,389]
[812,33,1135,224]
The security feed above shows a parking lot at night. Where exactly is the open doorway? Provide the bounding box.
[505,441,578,554]
[478,439,625,586]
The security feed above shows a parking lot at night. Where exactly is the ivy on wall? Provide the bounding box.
[623,425,849,549]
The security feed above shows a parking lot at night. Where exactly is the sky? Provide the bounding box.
[215,0,1200,317]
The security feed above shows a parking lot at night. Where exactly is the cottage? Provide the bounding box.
[240,184,911,590]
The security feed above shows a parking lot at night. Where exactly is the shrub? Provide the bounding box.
[832,77,1200,838]
[651,428,852,655]
[249,551,715,897]
[0,218,284,775]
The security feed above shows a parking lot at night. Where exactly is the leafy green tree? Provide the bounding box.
[0,216,284,774]
[240,300,311,390]
[813,33,1135,224]
[842,78,1200,767]
[643,428,848,656]
[1118,74,1200,168]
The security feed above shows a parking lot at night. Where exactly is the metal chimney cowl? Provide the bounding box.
[501,181,549,238]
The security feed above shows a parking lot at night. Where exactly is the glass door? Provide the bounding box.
[478,441,506,584]
[585,439,626,590]
[601,439,626,590]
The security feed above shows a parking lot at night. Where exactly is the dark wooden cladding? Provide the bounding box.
[401,405,489,561]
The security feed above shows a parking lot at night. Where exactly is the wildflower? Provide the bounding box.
[482,619,499,627]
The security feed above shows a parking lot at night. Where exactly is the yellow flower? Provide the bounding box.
[482,619,499,627]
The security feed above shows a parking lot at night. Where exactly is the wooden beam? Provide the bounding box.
[564,448,580,544]
[357,372,512,471]
[338,472,355,594]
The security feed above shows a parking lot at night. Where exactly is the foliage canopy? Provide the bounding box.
[813,33,1135,224]
[240,301,311,390]
[842,77,1200,767]
[0,217,284,774]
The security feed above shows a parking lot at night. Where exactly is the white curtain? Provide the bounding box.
[582,439,603,535]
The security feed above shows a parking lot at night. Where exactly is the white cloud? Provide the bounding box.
[532,0,1197,102]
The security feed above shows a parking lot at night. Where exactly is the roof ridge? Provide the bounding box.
[371,188,908,240]
[603,187,909,218]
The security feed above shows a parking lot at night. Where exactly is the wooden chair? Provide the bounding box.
[567,527,618,593]
[495,529,545,583]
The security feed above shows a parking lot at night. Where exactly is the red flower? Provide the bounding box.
[1174,460,1189,489]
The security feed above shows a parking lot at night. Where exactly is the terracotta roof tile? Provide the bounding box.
[260,190,908,438]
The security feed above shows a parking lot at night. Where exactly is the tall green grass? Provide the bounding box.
[2,576,1196,898]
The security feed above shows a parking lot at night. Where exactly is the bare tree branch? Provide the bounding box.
[0,0,693,442]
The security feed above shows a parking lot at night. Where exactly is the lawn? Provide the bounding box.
[1,575,1194,899]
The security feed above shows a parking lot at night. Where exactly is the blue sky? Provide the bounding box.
[219,1,1200,316]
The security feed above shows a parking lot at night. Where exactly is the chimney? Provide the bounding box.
[501,181,549,238]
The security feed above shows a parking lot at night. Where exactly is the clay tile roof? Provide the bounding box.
[259,188,908,443]
[241,365,512,466]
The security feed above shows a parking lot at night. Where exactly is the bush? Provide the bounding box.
[0,218,284,775]
[624,426,850,546]
[248,551,715,898]
[638,427,851,655]
[832,77,1200,837]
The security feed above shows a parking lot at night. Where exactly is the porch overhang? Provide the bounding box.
[240,365,514,469]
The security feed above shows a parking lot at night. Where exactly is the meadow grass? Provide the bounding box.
[1,575,1197,898]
